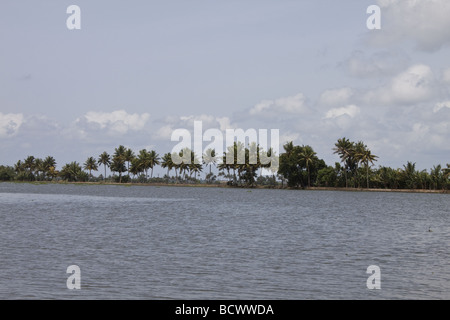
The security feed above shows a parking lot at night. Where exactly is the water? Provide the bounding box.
[0,182,448,299]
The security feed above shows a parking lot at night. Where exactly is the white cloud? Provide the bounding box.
[372,0,450,51]
[342,50,410,78]
[153,114,235,141]
[433,101,450,113]
[249,93,309,116]
[76,110,150,135]
[0,113,24,138]
[325,105,360,119]
[389,64,435,103]
[364,64,436,105]
[318,88,354,107]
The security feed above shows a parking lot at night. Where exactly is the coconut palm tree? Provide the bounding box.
[110,156,126,183]
[43,156,57,180]
[124,148,135,176]
[14,160,24,174]
[225,142,244,184]
[161,153,174,179]
[137,149,151,180]
[83,156,98,180]
[129,157,143,180]
[34,158,44,181]
[148,150,160,179]
[333,138,353,188]
[299,145,317,187]
[283,141,295,157]
[429,165,442,190]
[23,156,35,181]
[354,144,378,188]
[98,151,111,181]
[402,161,417,189]
[171,151,181,182]
[60,161,86,182]
[203,148,217,177]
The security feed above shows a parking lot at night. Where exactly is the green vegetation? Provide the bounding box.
[1,138,449,191]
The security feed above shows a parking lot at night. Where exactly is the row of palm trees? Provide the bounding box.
[4,139,449,189]
[332,138,378,189]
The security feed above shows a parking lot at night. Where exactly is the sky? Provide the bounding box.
[1,0,449,174]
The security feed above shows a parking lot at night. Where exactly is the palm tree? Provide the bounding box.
[137,149,151,180]
[171,151,181,182]
[24,156,35,181]
[148,150,160,179]
[60,161,86,182]
[203,148,217,181]
[161,153,174,179]
[225,142,244,184]
[430,165,442,190]
[34,158,43,181]
[299,145,317,187]
[402,161,417,189]
[124,148,135,176]
[110,156,126,183]
[333,138,353,188]
[111,145,127,183]
[177,147,193,181]
[283,141,295,157]
[443,164,450,179]
[98,151,111,181]
[129,157,143,180]
[14,160,24,174]
[83,156,98,180]
[354,144,378,188]
[43,156,57,180]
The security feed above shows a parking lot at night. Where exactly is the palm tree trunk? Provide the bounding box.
[307,166,310,187]
[366,163,369,189]
[345,167,348,188]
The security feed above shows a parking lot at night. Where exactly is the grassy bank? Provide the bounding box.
[3,180,449,194]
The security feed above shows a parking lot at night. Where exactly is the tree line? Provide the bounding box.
[0,138,449,190]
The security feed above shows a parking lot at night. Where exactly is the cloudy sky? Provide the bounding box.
[1,0,449,173]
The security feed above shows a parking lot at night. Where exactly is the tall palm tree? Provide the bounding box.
[83,156,98,180]
[124,148,135,176]
[333,138,353,188]
[161,153,174,178]
[225,142,244,184]
[14,160,24,174]
[98,151,111,181]
[129,157,143,180]
[443,164,450,179]
[283,141,295,157]
[148,150,160,179]
[110,156,126,183]
[203,148,217,180]
[171,151,181,182]
[137,149,152,180]
[402,161,417,189]
[34,158,44,181]
[299,145,317,187]
[24,156,35,181]
[354,144,378,188]
[112,145,127,183]
[43,156,57,181]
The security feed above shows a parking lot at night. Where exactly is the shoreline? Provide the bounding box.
[3,180,449,194]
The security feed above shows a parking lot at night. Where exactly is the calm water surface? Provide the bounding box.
[0,182,448,299]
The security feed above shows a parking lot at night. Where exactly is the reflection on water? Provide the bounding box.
[0,182,449,299]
